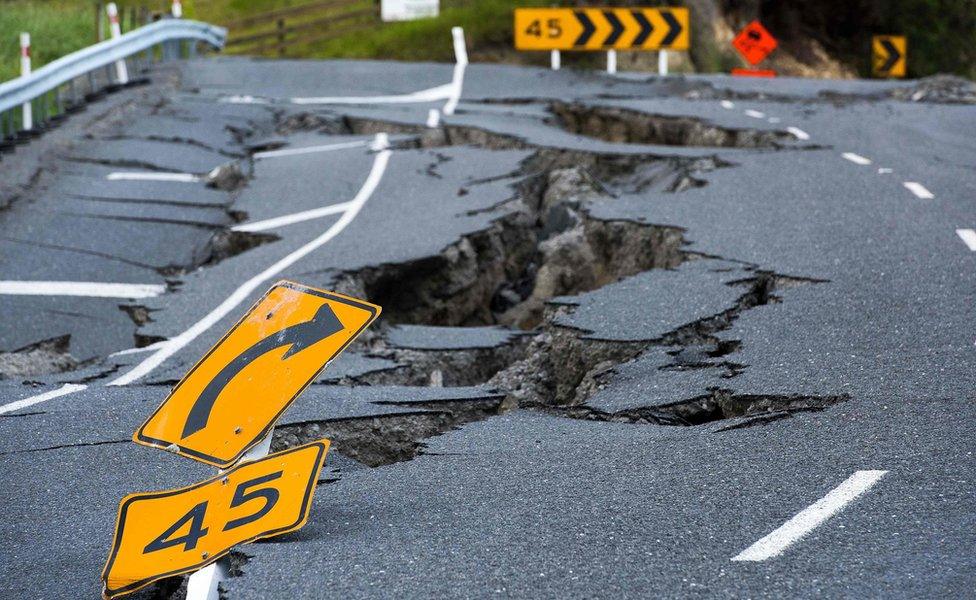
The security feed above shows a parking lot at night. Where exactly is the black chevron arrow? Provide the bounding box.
[660,9,682,47]
[602,10,625,46]
[879,39,901,72]
[631,10,653,47]
[573,11,596,46]
[180,302,345,439]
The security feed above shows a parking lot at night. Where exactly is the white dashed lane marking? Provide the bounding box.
[744,109,766,119]
[732,470,888,562]
[720,100,735,109]
[786,127,810,141]
[841,152,872,165]
[902,182,934,199]
[957,229,976,251]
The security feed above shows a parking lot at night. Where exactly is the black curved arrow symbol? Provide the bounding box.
[573,10,596,47]
[631,10,653,47]
[660,9,682,47]
[602,10,624,46]
[180,302,344,439]
[880,39,901,72]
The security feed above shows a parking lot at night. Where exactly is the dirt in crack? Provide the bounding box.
[549,101,796,148]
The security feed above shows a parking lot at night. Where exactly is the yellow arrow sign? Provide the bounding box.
[514,7,689,51]
[102,440,329,599]
[872,35,906,78]
[135,280,379,468]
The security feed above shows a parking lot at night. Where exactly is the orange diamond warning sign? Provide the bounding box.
[732,20,777,66]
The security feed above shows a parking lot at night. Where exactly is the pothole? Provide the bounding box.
[548,101,795,148]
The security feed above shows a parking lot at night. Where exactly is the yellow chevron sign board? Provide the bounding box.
[102,442,329,599]
[514,7,689,51]
[872,35,906,78]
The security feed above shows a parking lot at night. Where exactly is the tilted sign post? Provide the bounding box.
[872,35,906,78]
[514,8,689,74]
[102,280,381,598]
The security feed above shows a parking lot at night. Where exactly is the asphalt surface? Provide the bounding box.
[0,51,974,600]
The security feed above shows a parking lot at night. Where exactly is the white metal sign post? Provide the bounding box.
[19,33,31,130]
[105,3,130,84]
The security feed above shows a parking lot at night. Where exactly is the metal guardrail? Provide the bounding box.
[0,18,226,142]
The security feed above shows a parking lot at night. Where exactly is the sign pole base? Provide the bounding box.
[658,50,668,75]
[606,49,617,74]
[185,432,274,600]
[550,49,560,71]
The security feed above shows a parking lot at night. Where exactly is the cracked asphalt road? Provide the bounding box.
[0,56,974,599]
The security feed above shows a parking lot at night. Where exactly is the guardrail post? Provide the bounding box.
[20,33,32,131]
[95,2,105,43]
[106,3,130,84]
[277,19,286,57]
[172,0,183,18]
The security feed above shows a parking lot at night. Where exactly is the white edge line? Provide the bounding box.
[108,133,392,387]
[902,181,934,199]
[841,152,872,165]
[0,383,87,415]
[0,281,166,299]
[107,172,201,183]
[731,470,888,562]
[231,201,353,232]
[956,228,976,251]
[786,127,810,141]
[253,140,368,160]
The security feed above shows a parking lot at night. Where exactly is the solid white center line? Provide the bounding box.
[903,181,934,199]
[253,140,368,160]
[731,470,888,562]
[289,83,454,105]
[720,100,735,109]
[232,201,353,232]
[0,383,87,415]
[0,281,166,298]
[107,172,200,182]
[841,152,872,165]
[744,109,766,119]
[956,229,976,251]
[786,127,810,141]
[108,133,392,387]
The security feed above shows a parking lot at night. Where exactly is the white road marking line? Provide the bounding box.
[744,109,766,119]
[289,83,454,105]
[903,181,934,199]
[720,100,735,109]
[841,152,872,165]
[731,470,888,562]
[108,134,392,387]
[220,95,270,105]
[253,140,368,160]
[107,172,201,183]
[443,26,468,116]
[109,340,168,357]
[426,108,441,128]
[231,201,353,232]
[0,281,165,298]
[0,383,87,415]
[877,167,893,174]
[786,127,810,141]
[956,228,976,251]
[767,117,781,124]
